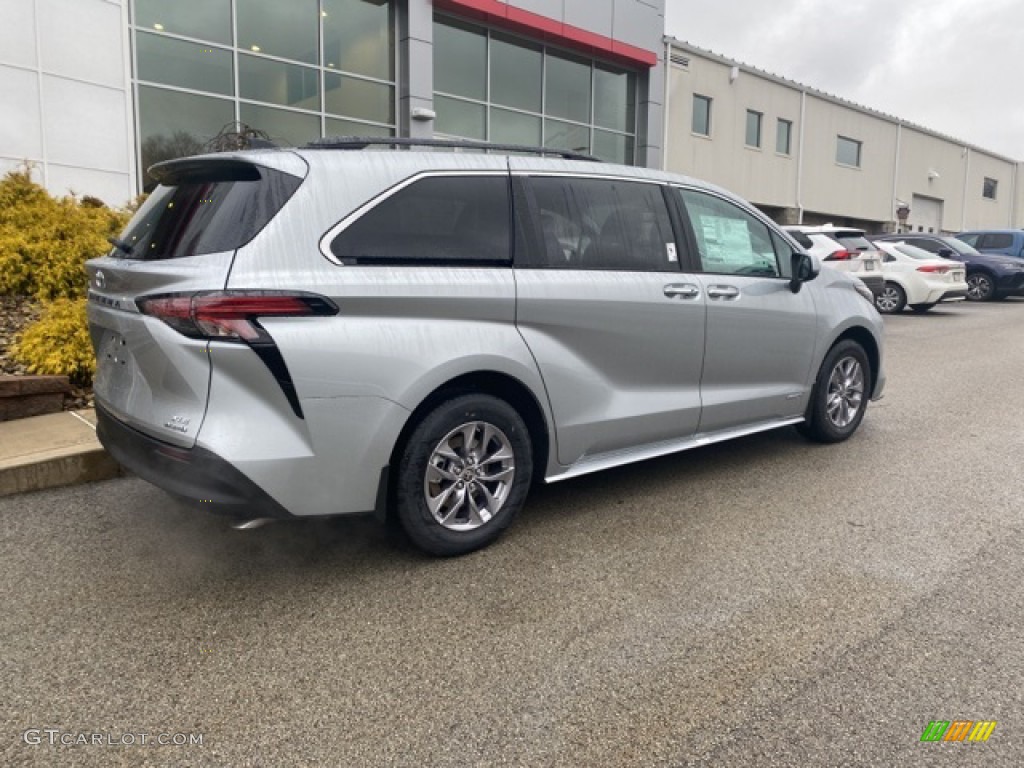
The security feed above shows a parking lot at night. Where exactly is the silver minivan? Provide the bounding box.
[87,140,885,556]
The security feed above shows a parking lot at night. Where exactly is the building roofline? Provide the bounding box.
[664,36,1021,165]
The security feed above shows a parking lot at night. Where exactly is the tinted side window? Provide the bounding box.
[980,233,1013,249]
[679,190,781,277]
[331,175,510,265]
[957,233,980,247]
[527,177,677,271]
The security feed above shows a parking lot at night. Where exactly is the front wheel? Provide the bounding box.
[395,394,533,556]
[875,282,906,314]
[798,340,870,444]
[966,272,995,301]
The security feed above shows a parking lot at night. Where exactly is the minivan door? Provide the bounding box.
[86,155,305,447]
[513,172,706,466]
[674,187,819,434]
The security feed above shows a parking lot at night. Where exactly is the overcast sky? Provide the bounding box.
[665,0,1024,161]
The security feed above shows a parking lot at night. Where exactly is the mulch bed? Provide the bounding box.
[0,295,92,410]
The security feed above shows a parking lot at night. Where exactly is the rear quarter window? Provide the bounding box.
[330,175,511,266]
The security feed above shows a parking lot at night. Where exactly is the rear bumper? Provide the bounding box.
[95,405,294,518]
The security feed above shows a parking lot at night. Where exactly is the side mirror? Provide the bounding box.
[790,252,818,293]
[937,248,954,258]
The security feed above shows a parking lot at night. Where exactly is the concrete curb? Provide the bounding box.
[0,409,124,497]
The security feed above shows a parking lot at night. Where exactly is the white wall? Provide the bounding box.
[0,0,134,205]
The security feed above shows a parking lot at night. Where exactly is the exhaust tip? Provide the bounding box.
[231,518,275,531]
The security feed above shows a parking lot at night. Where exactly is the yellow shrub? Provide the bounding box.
[12,298,95,386]
[0,168,129,301]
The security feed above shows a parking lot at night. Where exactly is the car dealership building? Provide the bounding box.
[2,0,1021,234]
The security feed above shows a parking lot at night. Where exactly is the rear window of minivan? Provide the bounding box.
[112,161,302,260]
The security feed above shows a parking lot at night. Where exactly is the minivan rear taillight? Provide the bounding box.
[136,291,337,419]
[137,292,338,342]
[825,249,853,261]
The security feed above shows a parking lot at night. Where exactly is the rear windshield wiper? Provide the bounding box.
[107,236,135,257]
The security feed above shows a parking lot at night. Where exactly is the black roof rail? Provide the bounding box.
[303,136,602,162]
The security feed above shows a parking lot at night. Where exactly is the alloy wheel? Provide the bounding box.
[826,357,865,428]
[423,421,516,531]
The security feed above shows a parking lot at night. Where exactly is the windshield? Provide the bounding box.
[835,234,876,252]
[941,237,981,256]
[111,163,301,260]
[893,243,941,260]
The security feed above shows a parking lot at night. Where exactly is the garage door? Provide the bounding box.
[907,195,944,234]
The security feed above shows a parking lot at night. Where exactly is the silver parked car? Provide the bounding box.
[87,139,885,556]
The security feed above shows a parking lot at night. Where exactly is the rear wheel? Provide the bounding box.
[909,302,936,313]
[798,340,870,444]
[395,394,533,556]
[875,282,906,314]
[966,272,995,301]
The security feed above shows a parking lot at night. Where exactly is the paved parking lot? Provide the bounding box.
[3,299,1023,767]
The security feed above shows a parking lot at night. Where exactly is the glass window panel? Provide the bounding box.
[322,0,393,80]
[435,95,485,140]
[544,119,590,155]
[434,18,486,100]
[776,118,792,154]
[529,177,675,271]
[692,94,711,135]
[136,32,233,95]
[490,34,541,112]
[138,86,235,191]
[593,130,634,164]
[836,135,861,166]
[331,176,510,265]
[983,177,998,199]
[239,54,320,111]
[490,108,541,146]
[325,117,393,137]
[593,66,635,133]
[236,0,318,64]
[745,110,762,148]
[679,189,780,277]
[135,0,231,45]
[325,73,393,124]
[545,52,591,123]
[239,102,321,146]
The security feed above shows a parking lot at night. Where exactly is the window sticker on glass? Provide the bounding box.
[666,242,678,262]
[699,216,754,264]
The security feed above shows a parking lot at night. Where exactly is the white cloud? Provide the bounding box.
[665,0,1024,159]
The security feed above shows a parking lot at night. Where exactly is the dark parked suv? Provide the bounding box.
[870,234,1024,302]
[955,229,1024,260]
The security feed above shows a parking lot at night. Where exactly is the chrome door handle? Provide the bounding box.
[706,285,740,299]
[663,283,700,299]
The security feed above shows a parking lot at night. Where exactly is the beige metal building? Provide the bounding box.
[664,39,1023,235]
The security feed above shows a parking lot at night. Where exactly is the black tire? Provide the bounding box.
[875,282,906,314]
[966,271,996,301]
[909,302,936,313]
[798,340,871,444]
[395,394,533,556]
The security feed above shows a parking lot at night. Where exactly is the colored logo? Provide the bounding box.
[920,720,996,742]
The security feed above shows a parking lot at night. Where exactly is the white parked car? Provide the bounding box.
[871,240,968,313]
[783,225,885,298]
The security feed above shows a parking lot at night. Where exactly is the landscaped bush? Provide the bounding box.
[0,168,129,301]
[0,167,132,386]
[11,297,94,386]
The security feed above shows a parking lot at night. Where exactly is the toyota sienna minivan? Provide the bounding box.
[87,138,885,556]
